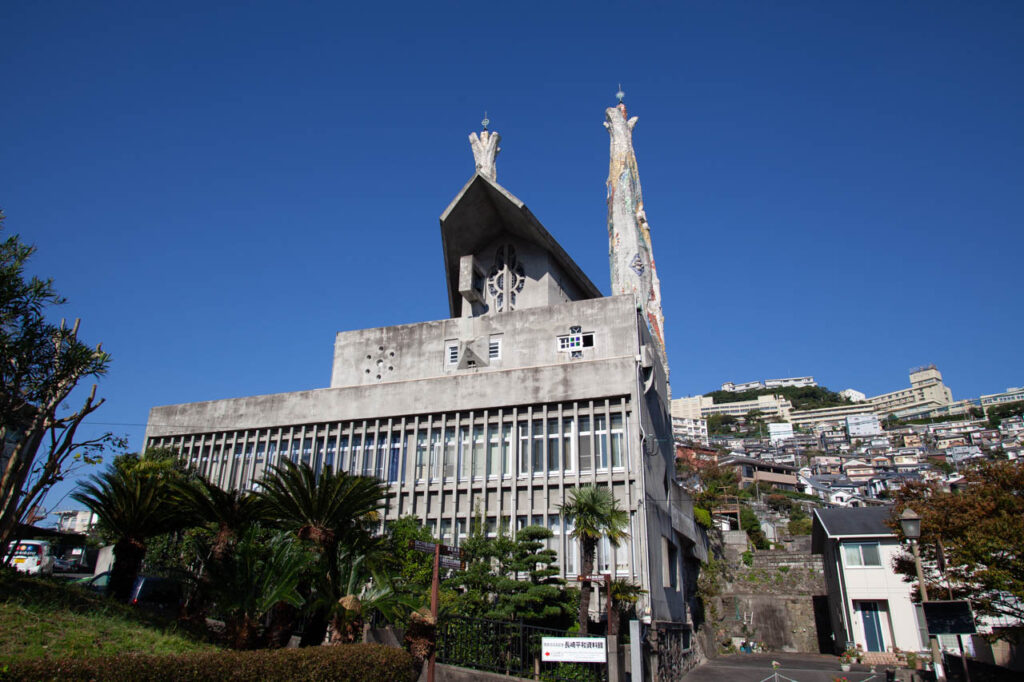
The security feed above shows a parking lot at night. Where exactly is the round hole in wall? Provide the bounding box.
[375,374,381,380]
[366,354,371,360]
[389,351,395,357]
[388,365,393,371]
[365,369,370,374]
[378,345,384,351]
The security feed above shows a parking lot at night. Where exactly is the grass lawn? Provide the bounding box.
[0,569,216,663]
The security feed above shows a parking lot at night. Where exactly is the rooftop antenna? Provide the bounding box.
[615,84,625,104]
[481,111,490,131]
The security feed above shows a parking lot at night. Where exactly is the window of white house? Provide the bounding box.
[558,333,595,352]
[843,542,882,567]
[489,336,502,359]
[445,341,459,366]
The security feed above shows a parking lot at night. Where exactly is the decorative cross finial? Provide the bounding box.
[481,111,490,131]
[616,84,625,104]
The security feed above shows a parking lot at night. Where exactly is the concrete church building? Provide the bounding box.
[144,102,703,629]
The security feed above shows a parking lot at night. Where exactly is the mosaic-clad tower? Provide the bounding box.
[605,100,668,383]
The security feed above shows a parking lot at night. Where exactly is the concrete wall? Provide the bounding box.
[465,236,585,317]
[329,295,638,390]
[715,549,828,653]
[148,297,641,439]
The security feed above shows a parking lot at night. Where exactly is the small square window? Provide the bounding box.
[558,332,594,352]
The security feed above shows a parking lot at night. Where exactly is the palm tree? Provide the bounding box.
[171,476,267,619]
[71,467,185,602]
[560,485,629,634]
[320,541,418,644]
[173,476,265,562]
[258,460,387,645]
[607,579,645,636]
[205,525,311,649]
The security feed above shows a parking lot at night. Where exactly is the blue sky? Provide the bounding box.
[2,2,1022,512]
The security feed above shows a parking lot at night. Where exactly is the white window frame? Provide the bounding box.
[843,541,882,567]
[557,332,594,352]
[488,336,502,360]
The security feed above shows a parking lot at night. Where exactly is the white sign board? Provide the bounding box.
[541,637,607,663]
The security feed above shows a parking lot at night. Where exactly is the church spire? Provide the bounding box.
[604,92,668,380]
[469,113,500,181]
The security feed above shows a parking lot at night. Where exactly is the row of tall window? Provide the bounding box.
[412,413,624,481]
[153,401,629,490]
[409,513,633,576]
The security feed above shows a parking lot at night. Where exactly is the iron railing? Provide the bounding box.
[437,615,606,682]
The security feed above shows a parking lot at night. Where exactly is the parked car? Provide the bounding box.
[73,572,183,610]
[129,575,183,611]
[53,556,75,572]
[5,540,55,575]
[74,571,110,594]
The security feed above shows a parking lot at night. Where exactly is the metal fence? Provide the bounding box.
[437,615,607,682]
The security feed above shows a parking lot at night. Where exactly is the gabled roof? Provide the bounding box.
[439,173,602,317]
[811,507,895,553]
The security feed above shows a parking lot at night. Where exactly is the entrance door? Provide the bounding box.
[860,601,884,652]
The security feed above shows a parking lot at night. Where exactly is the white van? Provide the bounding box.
[6,540,55,575]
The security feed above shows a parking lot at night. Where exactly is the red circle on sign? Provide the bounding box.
[545,652,550,656]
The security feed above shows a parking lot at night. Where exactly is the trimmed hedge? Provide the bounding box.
[3,643,417,682]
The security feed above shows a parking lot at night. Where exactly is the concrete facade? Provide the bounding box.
[672,394,794,423]
[144,159,701,628]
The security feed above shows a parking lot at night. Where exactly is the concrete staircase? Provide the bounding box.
[860,651,900,666]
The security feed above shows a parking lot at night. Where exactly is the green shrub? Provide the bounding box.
[3,643,416,682]
[741,550,753,567]
[693,507,712,528]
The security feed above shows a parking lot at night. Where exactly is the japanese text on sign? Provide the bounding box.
[541,637,607,663]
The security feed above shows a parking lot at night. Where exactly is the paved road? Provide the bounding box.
[681,653,888,682]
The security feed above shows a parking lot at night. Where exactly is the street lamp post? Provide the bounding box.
[899,508,945,682]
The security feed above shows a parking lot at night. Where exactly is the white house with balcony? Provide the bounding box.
[812,507,924,655]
